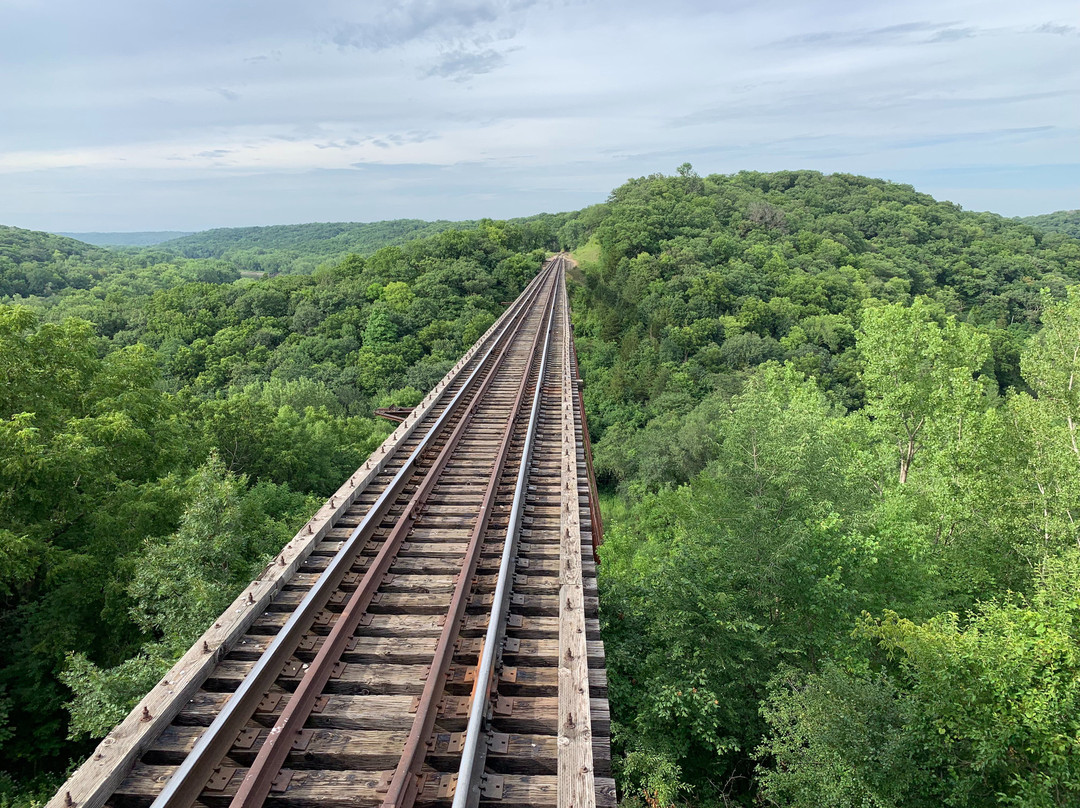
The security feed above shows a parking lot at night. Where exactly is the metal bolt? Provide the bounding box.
[248,592,255,605]
[65,793,75,807]
[203,641,211,654]
[141,706,152,722]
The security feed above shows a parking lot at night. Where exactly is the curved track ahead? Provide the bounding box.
[50,256,613,808]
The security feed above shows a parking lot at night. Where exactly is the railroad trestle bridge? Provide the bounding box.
[49,256,614,808]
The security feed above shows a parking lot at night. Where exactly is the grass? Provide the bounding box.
[598,490,632,527]
[571,238,601,266]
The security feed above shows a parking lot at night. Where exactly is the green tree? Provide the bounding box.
[858,301,992,483]
[760,550,1080,808]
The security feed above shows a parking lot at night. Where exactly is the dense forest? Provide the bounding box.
[159,219,472,276]
[1017,209,1080,241]
[57,233,195,248]
[570,169,1080,807]
[3,170,1080,807]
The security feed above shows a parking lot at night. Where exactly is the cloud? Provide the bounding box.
[771,20,976,48]
[330,0,533,51]
[1,0,1077,228]
[425,48,507,81]
[314,139,360,150]
[928,26,976,42]
[1034,22,1078,35]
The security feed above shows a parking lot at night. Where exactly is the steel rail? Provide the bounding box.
[452,255,562,808]
[378,264,561,808]
[148,262,558,808]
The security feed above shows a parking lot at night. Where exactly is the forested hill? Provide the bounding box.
[159,215,578,277]
[0,224,240,299]
[58,232,195,247]
[159,219,473,275]
[1,225,104,266]
[567,169,1080,806]
[1017,208,1080,239]
[1,225,119,297]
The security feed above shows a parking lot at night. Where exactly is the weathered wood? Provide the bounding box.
[229,635,438,664]
[112,764,616,808]
[150,725,610,776]
[557,271,597,808]
[204,660,606,698]
[205,661,431,695]
[249,611,604,640]
[177,691,610,736]
[268,588,600,617]
[147,726,411,769]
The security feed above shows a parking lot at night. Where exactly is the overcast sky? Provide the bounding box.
[1,0,1077,232]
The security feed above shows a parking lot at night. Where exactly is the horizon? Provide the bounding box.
[2,0,1077,232]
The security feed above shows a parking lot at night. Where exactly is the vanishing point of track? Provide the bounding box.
[49,256,613,808]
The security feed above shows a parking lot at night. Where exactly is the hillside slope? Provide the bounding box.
[4,171,1080,808]
[0,220,556,801]
[0,225,114,297]
[0,225,241,302]
[567,169,1080,806]
[1016,208,1080,239]
[160,219,471,274]
[59,231,195,247]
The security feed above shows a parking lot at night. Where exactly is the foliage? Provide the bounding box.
[58,232,195,248]
[1017,209,1080,240]
[60,653,168,741]
[161,219,470,276]
[575,169,1080,804]
[0,225,240,299]
[617,744,691,808]
[759,550,1080,808]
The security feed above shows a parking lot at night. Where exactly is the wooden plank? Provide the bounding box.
[557,270,597,808]
[112,764,612,808]
[177,692,610,736]
[205,661,431,695]
[229,635,438,664]
[249,611,605,640]
[203,660,606,698]
[148,726,411,769]
[177,693,415,730]
[150,725,611,776]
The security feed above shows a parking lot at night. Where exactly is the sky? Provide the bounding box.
[0,0,1077,232]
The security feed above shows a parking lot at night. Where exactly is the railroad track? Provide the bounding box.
[50,255,613,808]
